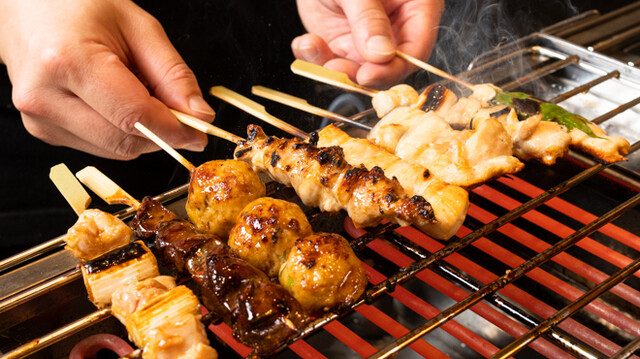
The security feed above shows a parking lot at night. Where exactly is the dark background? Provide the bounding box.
[0,0,636,257]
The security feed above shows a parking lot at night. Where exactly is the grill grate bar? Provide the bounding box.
[0,268,79,315]
[491,255,640,359]
[553,2,640,40]
[588,24,640,53]
[369,190,640,359]
[612,335,640,359]
[500,55,580,91]
[1,308,111,359]
[473,184,640,290]
[549,70,621,104]
[592,95,640,125]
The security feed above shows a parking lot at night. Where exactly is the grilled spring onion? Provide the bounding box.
[125,285,217,359]
[491,91,599,138]
[81,241,159,308]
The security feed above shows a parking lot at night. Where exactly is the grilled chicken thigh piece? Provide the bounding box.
[369,107,523,188]
[316,124,469,240]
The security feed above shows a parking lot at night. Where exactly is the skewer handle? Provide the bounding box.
[75,166,141,209]
[134,122,196,172]
[290,60,378,97]
[251,86,372,131]
[170,109,243,144]
[395,50,476,91]
[210,86,310,140]
[49,163,92,216]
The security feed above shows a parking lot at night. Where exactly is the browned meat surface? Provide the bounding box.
[131,196,179,238]
[186,159,265,238]
[280,233,368,316]
[228,197,313,277]
[234,125,435,230]
[203,256,309,354]
[65,209,133,261]
[154,219,226,278]
[316,124,469,240]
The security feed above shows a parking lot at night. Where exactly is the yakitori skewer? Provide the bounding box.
[135,121,266,238]
[68,168,219,359]
[202,86,468,240]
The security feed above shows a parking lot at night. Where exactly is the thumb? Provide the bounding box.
[124,16,215,123]
[338,0,396,63]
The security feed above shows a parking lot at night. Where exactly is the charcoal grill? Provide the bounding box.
[1,3,640,359]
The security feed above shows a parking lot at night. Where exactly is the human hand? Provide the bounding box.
[293,0,444,89]
[0,0,214,160]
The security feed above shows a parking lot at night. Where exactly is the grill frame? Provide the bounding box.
[2,7,640,359]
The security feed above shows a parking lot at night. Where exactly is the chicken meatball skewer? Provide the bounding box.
[228,197,368,316]
[134,122,266,239]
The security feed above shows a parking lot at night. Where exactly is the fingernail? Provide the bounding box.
[293,37,319,62]
[189,96,216,117]
[366,35,395,56]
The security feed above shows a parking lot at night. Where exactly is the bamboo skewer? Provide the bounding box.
[134,122,197,172]
[49,163,92,215]
[290,60,379,97]
[210,86,310,140]
[170,109,243,144]
[75,166,140,209]
[251,86,372,131]
[395,51,476,91]
[210,88,317,141]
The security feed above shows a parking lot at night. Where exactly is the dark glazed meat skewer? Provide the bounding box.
[132,196,310,356]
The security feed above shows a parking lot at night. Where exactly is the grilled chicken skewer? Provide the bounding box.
[291,59,630,164]
[161,104,437,233]
[251,85,522,189]
[211,86,468,239]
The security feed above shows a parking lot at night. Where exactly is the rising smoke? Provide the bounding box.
[409,0,582,86]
